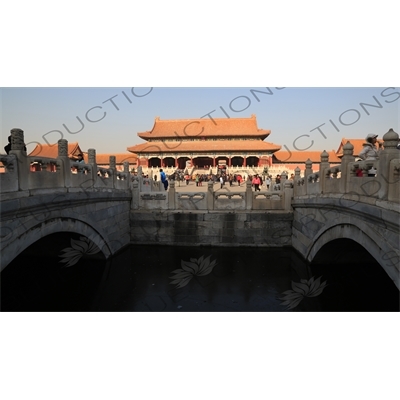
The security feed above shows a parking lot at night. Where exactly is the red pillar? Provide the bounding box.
[175,157,178,167]
[243,157,246,167]
[228,157,231,167]
[213,157,216,167]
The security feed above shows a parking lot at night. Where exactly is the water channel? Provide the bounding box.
[1,233,398,312]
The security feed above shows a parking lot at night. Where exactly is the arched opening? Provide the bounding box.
[246,156,259,167]
[310,239,399,311]
[1,232,107,311]
[149,157,161,168]
[162,157,175,168]
[231,156,244,167]
[177,156,190,170]
[193,156,213,169]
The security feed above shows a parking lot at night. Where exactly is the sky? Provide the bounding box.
[2,87,399,156]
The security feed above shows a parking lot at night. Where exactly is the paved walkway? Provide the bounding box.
[171,180,278,194]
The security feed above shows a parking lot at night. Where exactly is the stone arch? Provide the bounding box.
[307,223,399,290]
[1,217,112,271]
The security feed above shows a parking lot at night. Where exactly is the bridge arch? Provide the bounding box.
[307,223,399,289]
[1,217,113,271]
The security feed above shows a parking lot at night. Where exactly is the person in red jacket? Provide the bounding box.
[252,174,261,192]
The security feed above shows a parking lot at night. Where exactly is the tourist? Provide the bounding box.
[73,153,85,174]
[219,175,224,189]
[252,174,261,192]
[160,168,168,190]
[4,135,27,154]
[4,136,11,155]
[154,175,157,181]
[265,176,271,190]
[359,133,382,161]
[359,134,382,177]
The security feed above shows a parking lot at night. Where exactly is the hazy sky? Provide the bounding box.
[1,87,399,156]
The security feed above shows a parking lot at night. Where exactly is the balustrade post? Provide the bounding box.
[207,180,214,210]
[378,128,400,200]
[304,159,313,193]
[57,139,70,187]
[131,177,139,209]
[109,155,116,188]
[88,148,97,186]
[340,141,354,194]
[284,181,293,211]
[280,171,288,191]
[319,150,330,193]
[293,167,301,196]
[246,179,252,210]
[168,180,175,209]
[10,128,29,190]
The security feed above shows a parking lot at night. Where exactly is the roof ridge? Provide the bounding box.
[155,116,258,122]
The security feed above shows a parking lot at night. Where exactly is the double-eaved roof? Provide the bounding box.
[137,115,271,140]
[129,115,280,154]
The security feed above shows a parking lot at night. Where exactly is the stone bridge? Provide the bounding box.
[0,129,131,270]
[1,128,399,290]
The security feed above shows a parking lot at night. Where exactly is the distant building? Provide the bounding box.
[335,138,366,159]
[127,115,281,169]
[28,142,137,172]
[29,142,84,160]
[272,150,341,168]
[95,153,137,171]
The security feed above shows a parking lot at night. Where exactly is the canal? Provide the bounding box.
[1,234,398,311]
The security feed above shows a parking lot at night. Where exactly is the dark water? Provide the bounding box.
[1,239,399,312]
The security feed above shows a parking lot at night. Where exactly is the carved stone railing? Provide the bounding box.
[293,129,400,202]
[131,175,292,211]
[0,129,130,194]
[0,154,18,192]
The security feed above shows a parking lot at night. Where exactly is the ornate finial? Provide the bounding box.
[383,128,399,150]
[10,128,25,151]
[295,167,301,177]
[88,149,96,164]
[109,155,116,169]
[343,141,354,156]
[58,139,68,157]
[123,161,129,173]
[305,159,312,169]
[320,150,329,163]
